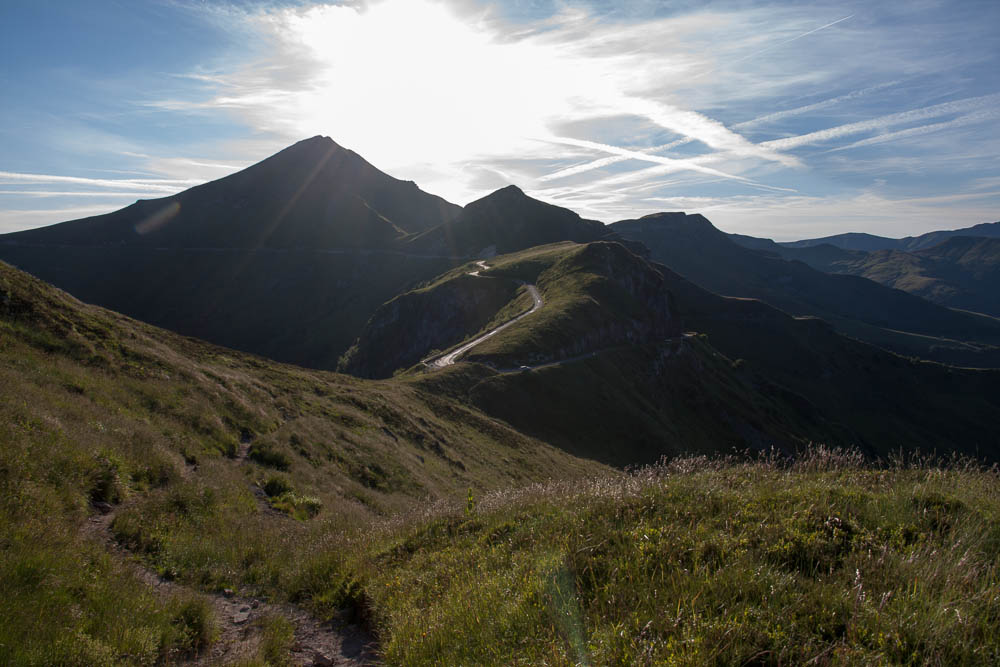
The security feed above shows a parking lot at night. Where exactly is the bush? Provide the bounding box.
[89,451,126,504]
[262,475,292,498]
[164,595,217,656]
[248,441,292,471]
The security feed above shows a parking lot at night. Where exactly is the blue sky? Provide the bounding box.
[1,0,998,240]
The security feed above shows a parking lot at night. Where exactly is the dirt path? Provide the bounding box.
[84,471,377,666]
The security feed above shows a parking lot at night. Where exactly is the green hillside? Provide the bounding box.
[351,453,1000,664]
[344,240,1000,465]
[830,237,1000,318]
[5,254,1000,664]
[0,259,602,664]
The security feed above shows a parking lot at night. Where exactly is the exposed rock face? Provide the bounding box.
[339,273,519,378]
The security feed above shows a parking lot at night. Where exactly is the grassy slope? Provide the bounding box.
[339,260,522,378]
[464,241,677,366]
[0,260,602,664]
[350,452,1000,665]
[664,269,1000,458]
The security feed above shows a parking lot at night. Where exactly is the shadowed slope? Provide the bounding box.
[612,212,1000,366]
[3,136,461,249]
[0,137,467,368]
[410,185,616,257]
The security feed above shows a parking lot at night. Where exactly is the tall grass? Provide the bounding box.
[346,448,1000,664]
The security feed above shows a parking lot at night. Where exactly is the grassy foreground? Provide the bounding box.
[348,450,1000,665]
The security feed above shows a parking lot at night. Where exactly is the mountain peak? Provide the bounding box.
[478,184,527,201]
[616,212,719,238]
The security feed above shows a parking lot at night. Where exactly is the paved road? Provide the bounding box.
[424,263,543,368]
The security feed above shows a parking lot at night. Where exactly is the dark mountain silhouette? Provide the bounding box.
[408,185,616,257]
[3,136,460,250]
[610,212,1000,366]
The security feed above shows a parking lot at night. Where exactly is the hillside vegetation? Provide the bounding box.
[349,451,1000,664]
[0,259,601,664]
[730,227,1000,317]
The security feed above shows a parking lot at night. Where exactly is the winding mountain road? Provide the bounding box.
[424,263,543,368]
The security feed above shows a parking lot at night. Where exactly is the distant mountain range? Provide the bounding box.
[731,223,1000,318]
[768,221,1000,252]
[612,213,1000,366]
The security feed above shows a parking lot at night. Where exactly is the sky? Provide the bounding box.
[1,0,999,240]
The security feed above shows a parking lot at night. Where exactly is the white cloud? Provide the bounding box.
[0,206,137,234]
[0,171,200,193]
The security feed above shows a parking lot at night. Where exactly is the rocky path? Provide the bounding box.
[83,470,378,666]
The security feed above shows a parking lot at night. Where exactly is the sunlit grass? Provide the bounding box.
[350,450,1000,664]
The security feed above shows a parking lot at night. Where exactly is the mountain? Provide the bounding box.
[408,185,616,257]
[776,220,1000,252]
[610,212,1000,366]
[4,135,461,249]
[0,144,636,371]
[342,239,1000,464]
[0,137,473,369]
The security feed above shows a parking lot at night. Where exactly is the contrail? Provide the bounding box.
[538,138,690,182]
[729,14,855,65]
[537,18,862,184]
[686,14,855,82]
[761,92,1000,151]
[541,136,753,182]
[826,108,1000,152]
[733,80,901,130]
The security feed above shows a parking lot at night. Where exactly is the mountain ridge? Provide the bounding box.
[610,212,1000,366]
